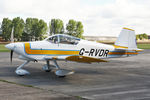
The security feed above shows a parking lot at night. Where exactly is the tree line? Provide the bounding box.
[1,17,84,41]
[136,33,148,40]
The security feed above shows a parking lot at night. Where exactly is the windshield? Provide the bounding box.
[47,36,58,43]
[46,34,80,45]
[59,35,80,45]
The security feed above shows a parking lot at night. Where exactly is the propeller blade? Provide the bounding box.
[10,50,13,63]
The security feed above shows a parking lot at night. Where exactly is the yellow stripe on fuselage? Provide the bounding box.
[108,52,138,55]
[24,43,80,55]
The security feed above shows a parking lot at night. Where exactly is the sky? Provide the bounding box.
[0,0,150,36]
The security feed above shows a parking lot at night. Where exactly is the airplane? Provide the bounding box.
[5,27,142,77]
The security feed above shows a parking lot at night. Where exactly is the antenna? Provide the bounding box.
[11,27,14,43]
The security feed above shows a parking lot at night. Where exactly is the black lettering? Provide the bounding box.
[95,49,100,56]
[104,50,109,57]
[99,49,105,56]
[79,48,85,55]
[89,49,95,56]
[85,51,89,53]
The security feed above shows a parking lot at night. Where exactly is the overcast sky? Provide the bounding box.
[0,0,150,36]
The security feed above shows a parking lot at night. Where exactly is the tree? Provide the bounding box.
[22,18,33,41]
[1,17,84,41]
[136,33,148,40]
[75,21,84,38]
[49,19,64,35]
[142,33,148,39]
[35,19,48,40]
[66,19,84,38]
[136,35,140,40]
[23,18,48,41]
[30,18,39,40]
[12,17,24,41]
[0,23,1,36]
[66,19,77,36]
[1,18,12,41]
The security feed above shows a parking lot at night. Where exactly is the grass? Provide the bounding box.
[0,79,35,88]
[0,44,10,52]
[137,44,150,49]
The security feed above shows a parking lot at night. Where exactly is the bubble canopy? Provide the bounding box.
[45,34,80,45]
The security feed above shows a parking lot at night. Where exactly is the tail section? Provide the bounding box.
[114,27,137,50]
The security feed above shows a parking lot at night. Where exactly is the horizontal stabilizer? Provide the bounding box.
[113,45,143,52]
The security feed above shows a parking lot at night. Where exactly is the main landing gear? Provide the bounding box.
[42,59,74,77]
[15,60,74,77]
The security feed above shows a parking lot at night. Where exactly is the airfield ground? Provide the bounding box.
[0,50,150,100]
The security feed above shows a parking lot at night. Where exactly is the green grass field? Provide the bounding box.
[0,43,150,52]
[0,44,10,52]
[137,44,150,49]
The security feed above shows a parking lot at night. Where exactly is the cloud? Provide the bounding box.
[0,0,150,36]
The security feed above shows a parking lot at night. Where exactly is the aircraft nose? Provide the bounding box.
[5,43,15,50]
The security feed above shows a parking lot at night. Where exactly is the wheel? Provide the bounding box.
[42,65,51,72]
[18,75,25,76]
[58,75,66,78]
[55,69,74,77]
[45,70,51,72]
[15,69,30,76]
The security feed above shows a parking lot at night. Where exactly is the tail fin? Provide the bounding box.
[114,27,137,50]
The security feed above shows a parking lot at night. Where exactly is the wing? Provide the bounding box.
[44,55,107,64]
[66,56,107,63]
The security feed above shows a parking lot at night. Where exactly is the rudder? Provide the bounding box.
[114,27,137,50]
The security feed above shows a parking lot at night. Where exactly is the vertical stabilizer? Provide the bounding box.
[115,27,137,49]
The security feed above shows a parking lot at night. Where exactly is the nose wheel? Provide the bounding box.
[15,69,30,76]
[15,61,30,76]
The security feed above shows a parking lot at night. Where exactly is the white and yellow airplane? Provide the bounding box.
[5,27,142,77]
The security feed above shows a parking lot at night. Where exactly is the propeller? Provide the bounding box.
[10,27,14,63]
[10,50,13,63]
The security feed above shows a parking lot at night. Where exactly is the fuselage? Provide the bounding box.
[5,34,138,61]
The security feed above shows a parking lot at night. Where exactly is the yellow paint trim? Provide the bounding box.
[123,27,134,31]
[24,43,80,55]
[108,52,138,55]
[66,56,107,63]
[52,57,58,59]
[135,49,144,52]
[113,45,128,49]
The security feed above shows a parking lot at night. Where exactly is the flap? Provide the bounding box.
[66,56,107,63]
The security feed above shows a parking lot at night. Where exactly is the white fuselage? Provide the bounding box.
[10,39,115,61]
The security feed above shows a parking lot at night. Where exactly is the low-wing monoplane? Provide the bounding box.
[5,28,142,77]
